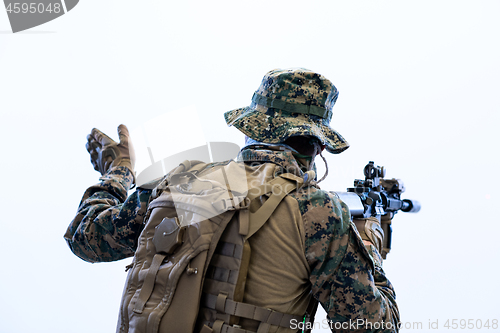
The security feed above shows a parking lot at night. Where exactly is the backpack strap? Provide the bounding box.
[201,294,304,332]
[240,172,312,239]
[133,253,168,314]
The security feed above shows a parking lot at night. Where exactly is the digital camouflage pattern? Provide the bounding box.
[64,166,151,262]
[65,148,398,332]
[224,68,350,154]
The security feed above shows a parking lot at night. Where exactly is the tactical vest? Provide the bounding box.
[117,160,317,333]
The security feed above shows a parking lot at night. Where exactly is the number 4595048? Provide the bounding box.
[444,319,498,330]
[6,3,62,14]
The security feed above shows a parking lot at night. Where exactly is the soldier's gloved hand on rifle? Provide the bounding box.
[353,217,385,255]
[86,124,136,181]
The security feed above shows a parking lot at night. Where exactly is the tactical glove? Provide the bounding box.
[86,124,135,179]
[353,217,385,255]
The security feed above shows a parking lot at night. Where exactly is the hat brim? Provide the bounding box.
[225,106,349,154]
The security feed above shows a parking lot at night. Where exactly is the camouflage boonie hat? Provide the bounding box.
[224,68,349,154]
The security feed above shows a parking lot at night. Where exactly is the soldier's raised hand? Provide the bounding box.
[86,124,135,178]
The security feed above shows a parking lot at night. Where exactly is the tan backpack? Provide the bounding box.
[117,160,317,333]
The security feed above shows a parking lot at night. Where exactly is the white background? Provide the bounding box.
[1,1,499,332]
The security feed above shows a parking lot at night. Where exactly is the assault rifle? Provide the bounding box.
[334,161,420,259]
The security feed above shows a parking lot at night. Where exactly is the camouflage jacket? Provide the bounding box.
[65,148,399,332]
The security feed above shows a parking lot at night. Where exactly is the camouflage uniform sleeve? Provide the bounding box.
[299,187,400,332]
[64,166,152,263]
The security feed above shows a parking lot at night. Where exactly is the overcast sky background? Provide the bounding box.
[1,1,499,332]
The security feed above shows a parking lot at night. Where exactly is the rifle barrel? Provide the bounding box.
[402,199,421,213]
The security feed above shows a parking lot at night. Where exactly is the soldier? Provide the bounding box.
[65,68,399,332]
